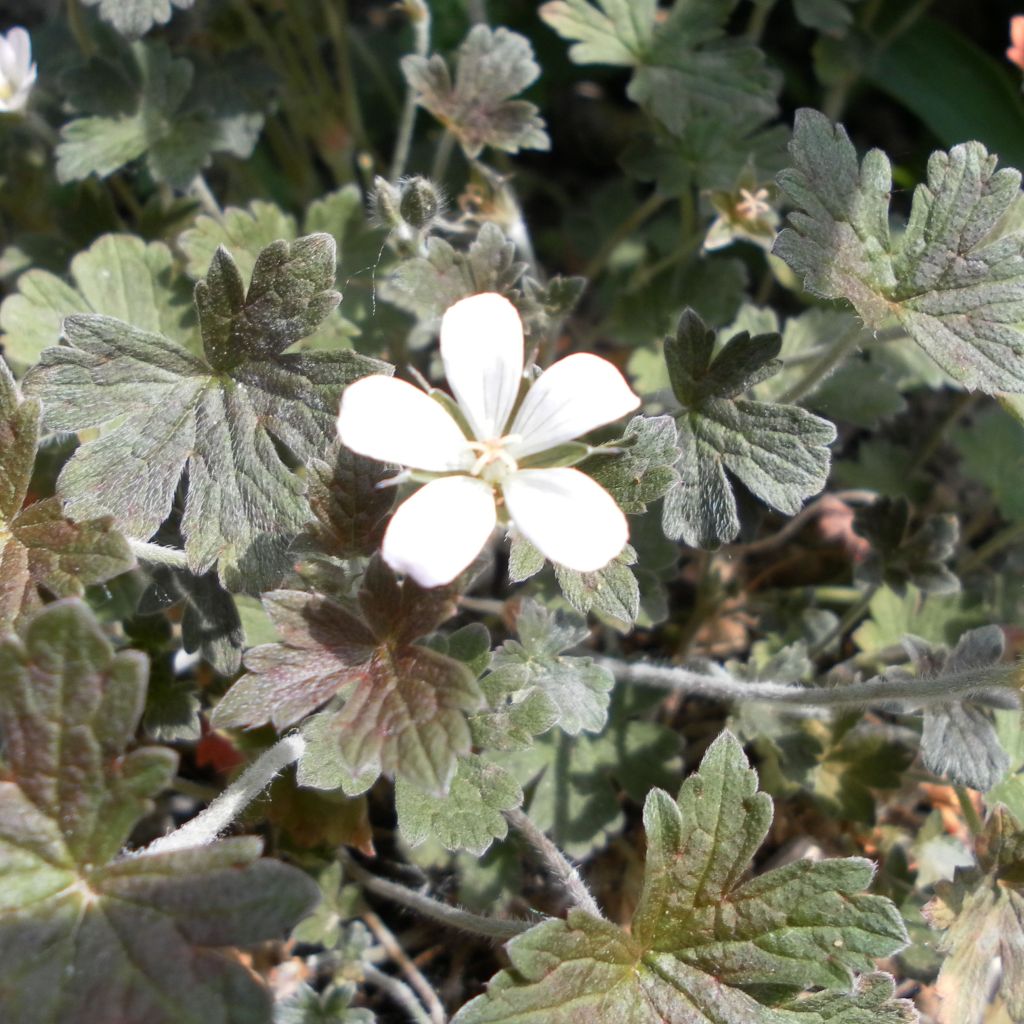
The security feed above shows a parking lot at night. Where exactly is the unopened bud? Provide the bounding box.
[398,176,442,230]
[370,176,404,230]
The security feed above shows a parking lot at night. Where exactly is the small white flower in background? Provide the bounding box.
[0,27,36,115]
[338,292,641,587]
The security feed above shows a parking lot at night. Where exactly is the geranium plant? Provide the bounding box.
[1,2,1024,1022]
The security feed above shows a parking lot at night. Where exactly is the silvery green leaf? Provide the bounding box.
[554,545,640,630]
[24,236,384,592]
[484,599,613,736]
[395,754,523,855]
[775,109,1024,393]
[402,26,549,158]
[661,309,835,548]
[585,415,680,514]
[0,600,318,1024]
[456,733,909,1023]
[81,0,194,37]
[0,233,197,367]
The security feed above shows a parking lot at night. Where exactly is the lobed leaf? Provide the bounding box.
[0,359,134,632]
[0,600,318,1024]
[81,0,195,37]
[24,236,384,592]
[774,109,1024,393]
[402,26,549,158]
[215,561,482,794]
[660,309,836,548]
[457,732,909,1022]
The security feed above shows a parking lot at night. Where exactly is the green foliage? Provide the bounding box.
[481,599,614,737]
[0,233,197,368]
[215,560,482,794]
[775,109,1024,394]
[585,414,680,514]
[81,0,195,38]
[396,753,523,855]
[924,806,1024,1024]
[0,600,318,1024]
[58,41,264,188]
[554,544,641,629]
[0,359,134,631]
[853,498,960,595]
[455,733,910,1022]
[660,308,836,548]
[275,983,375,1024]
[24,235,383,591]
[403,26,549,158]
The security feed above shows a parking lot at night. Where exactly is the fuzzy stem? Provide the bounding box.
[596,656,1021,709]
[189,174,222,220]
[363,909,446,1024]
[776,322,864,405]
[363,964,434,1024]
[583,191,669,283]
[128,539,190,569]
[807,584,879,660]
[341,852,532,941]
[142,735,305,855]
[504,808,603,919]
[390,0,432,182]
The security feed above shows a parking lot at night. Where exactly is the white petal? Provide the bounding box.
[0,36,15,83]
[383,476,497,587]
[508,353,640,459]
[5,29,30,75]
[440,292,524,440]
[502,468,628,572]
[338,375,474,472]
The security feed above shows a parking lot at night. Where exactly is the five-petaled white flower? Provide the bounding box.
[337,292,641,587]
[0,28,36,115]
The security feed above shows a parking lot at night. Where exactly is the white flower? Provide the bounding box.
[0,28,36,115]
[337,292,641,587]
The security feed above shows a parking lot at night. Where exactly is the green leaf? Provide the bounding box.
[852,584,989,654]
[0,233,197,368]
[953,405,1024,521]
[660,309,836,548]
[0,599,319,1024]
[924,806,1024,1024]
[853,497,959,595]
[402,26,549,158]
[0,359,135,632]
[456,732,909,1022]
[541,0,780,135]
[215,560,482,794]
[81,0,194,36]
[383,223,527,346]
[24,235,384,592]
[774,109,1024,394]
[494,697,682,857]
[584,415,680,514]
[792,0,861,35]
[299,444,396,560]
[137,565,244,676]
[554,545,641,630]
[864,15,1024,174]
[901,626,1014,791]
[179,201,300,284]
[395,753,523,855]
[275,983,375,1024]
[482,599,613,736]
[57,41,263,188]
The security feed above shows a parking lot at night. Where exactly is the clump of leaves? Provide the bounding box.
[0,599,318,1024]
[454,732,911,1022]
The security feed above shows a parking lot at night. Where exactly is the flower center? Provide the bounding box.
[467,434,521,484]
[0,77,13,102]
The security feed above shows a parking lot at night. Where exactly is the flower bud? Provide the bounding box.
[398,176,442,230]
[370,176,404,231]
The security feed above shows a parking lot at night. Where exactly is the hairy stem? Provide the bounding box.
[363,909,446,1024]
[777,321,864,405]
[505,808,603,919]
[341,852,531,940]
[141,735,305,855]
[807,584,879,660]
[128,539,190,569]
[583,191,670,283]
[390,0,432,182]
[188,174,222,220]
[363,964,435,1024]
[596,656,1021,709]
